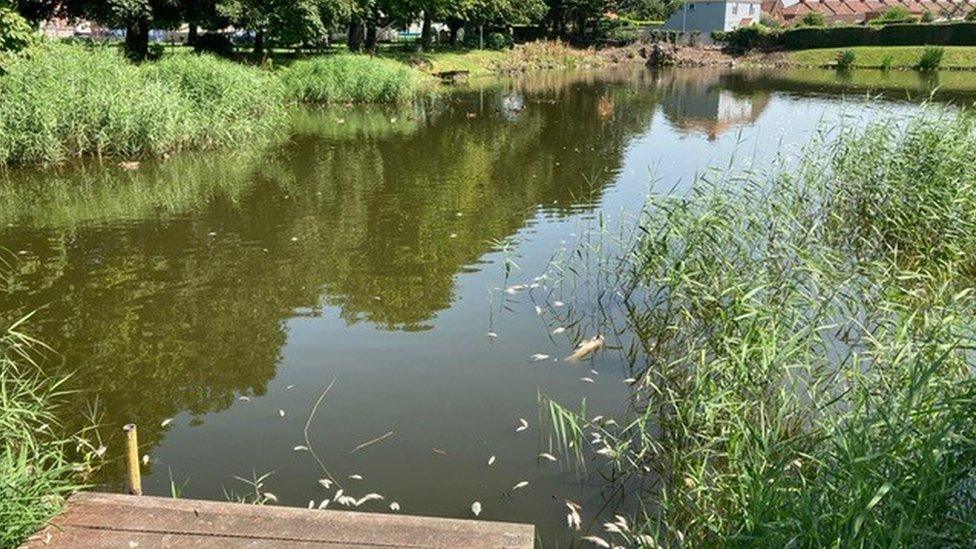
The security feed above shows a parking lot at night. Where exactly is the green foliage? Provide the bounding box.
[759,13,781,28]
[922,9,935,23]
[917,45,944,70]
[548,113,976,547]
[0,319,96,547]
[485,31,509,49]
[714,24,781,51]
[0,43,284,165]
[741,22,976,50]
[869,5,917,25]
[799,11,826,27]
[0,6,34,53]
[968,8,976,22]
[880,53,893,70]
[280,55,422,103]
[835,48,855,69]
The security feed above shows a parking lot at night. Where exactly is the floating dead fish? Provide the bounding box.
[552,327,566,335]
[118,161,140,170]
[318,479,333,489]
[356,493,384,505]
[565,335,605,362]
[486,332,498,339]
[512,481,529,490]
[389,502,400,511]
[348,474,363,480]
[505,285,527,295]
[286,385,294,390]
[336,495,357,506]
[334,489,343,500]
[553,301,565,307]
[290,237,299,242]
[142,454,150,465]
[624,378,637,384]
[160,418,172,427]
[565,500,582,530]
[208,232,217,236]
[308,500,315,509]
[538,452,557,462]
[471,501,483,517]
[534,305,543,315]
[466,112,477,119]
[278,410,286,418]
[580,377,595,383]
[530,353,550,362]
[516,418,529,432]
[450,233,458,238]
[238,396,251,402]
[318,499,330,509]
[294,445,309,452]
[487,455,496,466]
[95,445,107,458]
[431,447,448,456]
[263,492,278,503]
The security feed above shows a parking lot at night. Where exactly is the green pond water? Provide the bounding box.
[1,66,973,544]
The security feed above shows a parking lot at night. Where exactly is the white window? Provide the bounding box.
[732,3,738,14]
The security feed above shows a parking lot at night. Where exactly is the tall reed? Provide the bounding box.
[545,111,976,547]
[0,315,96,546]
[280,55,424,104]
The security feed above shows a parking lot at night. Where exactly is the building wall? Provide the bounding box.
[663,0,763,33]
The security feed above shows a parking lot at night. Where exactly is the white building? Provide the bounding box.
[662,0,764,34]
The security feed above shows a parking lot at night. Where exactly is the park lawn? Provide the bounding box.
[787,45,976,69]
[379,49,508,76]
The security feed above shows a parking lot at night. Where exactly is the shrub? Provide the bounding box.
[917,45,944,70]
[485,31,510,50]
[870,6,918,25]
[281,55,422,104]
[922,10,936,23]
[799,12,827,27]
[714,24,782,51]
[193,32,236,58]
[968,9,976,22]
[759,14,782,28]
[880,53,894,70]
[0,6,34,53]
[835,48,856,70]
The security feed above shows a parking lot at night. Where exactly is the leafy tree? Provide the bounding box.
[0,4,35,52]
[545,0,615,38]
[11,0,62,25]
[798,11,826,27]
[869,5,916,25]
[64,0,182,60]
[618,0,671,20]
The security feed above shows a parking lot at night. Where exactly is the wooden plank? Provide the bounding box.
[24,492,534,548]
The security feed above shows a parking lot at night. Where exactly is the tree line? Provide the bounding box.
[7,0,666,60]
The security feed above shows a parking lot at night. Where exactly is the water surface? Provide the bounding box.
[1,66,971,544]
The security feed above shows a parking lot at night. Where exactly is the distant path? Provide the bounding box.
[23,492,534,548]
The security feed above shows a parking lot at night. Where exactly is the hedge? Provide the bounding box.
[717,22,976,51]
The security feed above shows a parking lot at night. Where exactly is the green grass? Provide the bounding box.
[280,55,427,104]
[545,112,976,546]
[380,49,508,77]
[788,45,976,69]
[0,43,283,165]
[0,315,96,547]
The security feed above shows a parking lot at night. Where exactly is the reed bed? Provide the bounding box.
[280,55,425,104]
[0,316,96,547]
[545,111,976,547]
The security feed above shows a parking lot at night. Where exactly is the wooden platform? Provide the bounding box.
[24,492,534,548]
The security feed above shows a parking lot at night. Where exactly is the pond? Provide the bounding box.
[1,66,973,543]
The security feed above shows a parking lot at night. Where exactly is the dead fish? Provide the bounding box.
[356,493,383,505]
[512,480,529,490]
[486,332,498,339]
[466,112,477,119]
[318,479,333,489]
[487,455,496,466]
[142,454,150,465]
[308,500,315,509]
[160,418,172,427]
[263,492,278,503]
[286,385,294,391]
[318,499,330,509]
[471,501,482,516]
[348,474,363,480]
[516,418,529,432]
[624,378,637,384]
[431,447,448,456]
[294,445,309,452]
[566,500,582,530]
[389,502,400,511]
[534,305,543,315]
[238,396,251,402]
[580,377,595,384]
[449,233,458,238]
[530,353,550,362]
[552,327,566,335]
[278,409,286,418]
[94,445,107,458]
[505,284,527,295]
[553,300,565,307]
[538,452,557,462]
[565,335,605,362]
[118,161,140,170]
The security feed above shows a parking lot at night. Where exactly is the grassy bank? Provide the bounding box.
[0,317,95,546]
[786,45,976,69]
[547,112,976,546]
[281,55,425,104]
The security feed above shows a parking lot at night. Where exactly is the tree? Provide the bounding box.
[218,0,331,54]
[798,11,826,27]
[64,0,182,61]
[544,0,615,39]
[11,0,62,25]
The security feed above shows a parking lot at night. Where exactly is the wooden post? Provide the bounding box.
[123,424,142,496]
